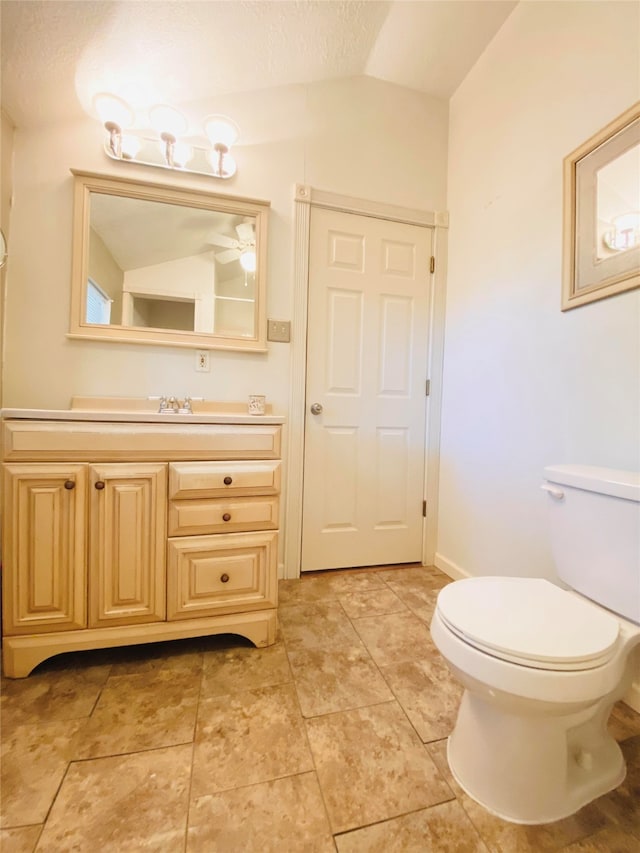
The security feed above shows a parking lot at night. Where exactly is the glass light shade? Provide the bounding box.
[149,104,188,138]
[93,93,134,129]
[172,141,193,168]
[120,134,141,159]
[203,115,239,149]
[239,250,257,273]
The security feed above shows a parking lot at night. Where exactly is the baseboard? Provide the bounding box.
[434,553,471,581]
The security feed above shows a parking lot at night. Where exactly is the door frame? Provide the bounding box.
[283,184,449,579]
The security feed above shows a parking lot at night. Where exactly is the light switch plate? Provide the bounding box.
[267,319,291,343]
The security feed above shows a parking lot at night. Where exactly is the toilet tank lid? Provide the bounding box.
[544,465,640,502]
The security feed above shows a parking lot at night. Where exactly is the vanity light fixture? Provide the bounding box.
[93,93,239,179]
[603,211,640,252]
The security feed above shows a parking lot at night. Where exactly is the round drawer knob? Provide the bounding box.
[95,481,106,490]
[220,573,230,583]
[223,476,233,485]
[64,479,75,490]
[222,513,231,522]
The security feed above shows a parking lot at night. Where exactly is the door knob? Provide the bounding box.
[310,403,323,415]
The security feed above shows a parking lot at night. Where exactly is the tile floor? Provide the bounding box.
[1,564,639,852]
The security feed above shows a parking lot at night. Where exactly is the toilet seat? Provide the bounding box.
[436,577,620,671]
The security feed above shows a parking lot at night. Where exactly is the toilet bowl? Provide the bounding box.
[430,465,640,824]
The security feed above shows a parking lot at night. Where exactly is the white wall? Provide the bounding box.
[2,76,447,413]
[437,1,640,582]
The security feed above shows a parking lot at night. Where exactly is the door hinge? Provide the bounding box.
[425,379,430,396]
[422,500,427,517]
[430,256,435,274]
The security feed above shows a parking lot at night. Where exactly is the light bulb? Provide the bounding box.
[149,104,188,139]
[93,93,134,130]
[203,115,239,150]
[172,141,193,168]
[120,134,141,159]
[239,250,257,273]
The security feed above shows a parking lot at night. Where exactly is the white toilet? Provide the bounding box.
[430,464,640,824]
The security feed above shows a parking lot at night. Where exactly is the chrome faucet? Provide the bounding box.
[157,395,196,414]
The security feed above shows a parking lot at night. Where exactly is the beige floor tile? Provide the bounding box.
[34,745,191,852]
[427,739,608,852]
[592,735,640,837]
[288,643,394,717]
[351,610,437,667]
[72,669,200,759]
[200,638,292,697]
[560,825,640,851]
[376,565,451,591]
[191,683,313,797]
[380,654,463,742]
[278,568,386,607]
[1,661,110,732]
[339,587,408,619]
[378,580,442,623]
[0,825,42,853]
[279,600,361,650]
[608,701,640,741]
[305,701,453,833]
[1,720,82,827]
[187,772,335,852]
[335,800,490,852]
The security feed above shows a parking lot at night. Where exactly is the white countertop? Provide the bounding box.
[1,408,285,425]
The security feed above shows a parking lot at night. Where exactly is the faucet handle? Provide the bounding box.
[158,395,168,413]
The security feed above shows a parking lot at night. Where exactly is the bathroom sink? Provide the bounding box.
[69,396,273,416]
[1,397,282,425]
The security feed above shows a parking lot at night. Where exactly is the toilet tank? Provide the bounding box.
[543,465,640,624]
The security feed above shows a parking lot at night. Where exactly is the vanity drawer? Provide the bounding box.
[166,531,278,620]
[2,421,282,462]
[168,460,280,499]
[168,496,279,536]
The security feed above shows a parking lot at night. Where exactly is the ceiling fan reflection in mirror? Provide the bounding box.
[208,220,256,278]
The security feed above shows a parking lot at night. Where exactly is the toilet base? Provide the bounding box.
[447,689,626,824]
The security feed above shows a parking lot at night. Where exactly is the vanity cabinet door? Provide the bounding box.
[166,531,278,620]
[89,463,167,627]
[2,463,88,634]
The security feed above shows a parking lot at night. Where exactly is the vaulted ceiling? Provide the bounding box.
[1,0,516,129]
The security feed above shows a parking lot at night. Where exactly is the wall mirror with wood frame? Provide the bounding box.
[69,171,270,350]
[562,103,639,310]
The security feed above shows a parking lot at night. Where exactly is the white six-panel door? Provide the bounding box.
[301,207,432,571]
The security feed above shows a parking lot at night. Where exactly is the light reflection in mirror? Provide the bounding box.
[596,142,640,259]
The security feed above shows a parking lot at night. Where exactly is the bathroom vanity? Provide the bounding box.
[0,399,284,677]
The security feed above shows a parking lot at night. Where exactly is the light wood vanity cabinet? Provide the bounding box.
[1,418,282,677]
[166,460,280,621]
[2,462,166,637]
[3,463,88,634]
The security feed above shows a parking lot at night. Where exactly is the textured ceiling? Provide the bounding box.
[1,0,517,130]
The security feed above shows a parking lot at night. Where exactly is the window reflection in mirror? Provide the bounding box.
[69,171,269,351]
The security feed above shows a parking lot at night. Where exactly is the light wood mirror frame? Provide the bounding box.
[562,103,640,310]
[69,170,270,350]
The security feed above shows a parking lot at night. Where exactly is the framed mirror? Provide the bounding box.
[69,171,270,349]
[562,103,640,310]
